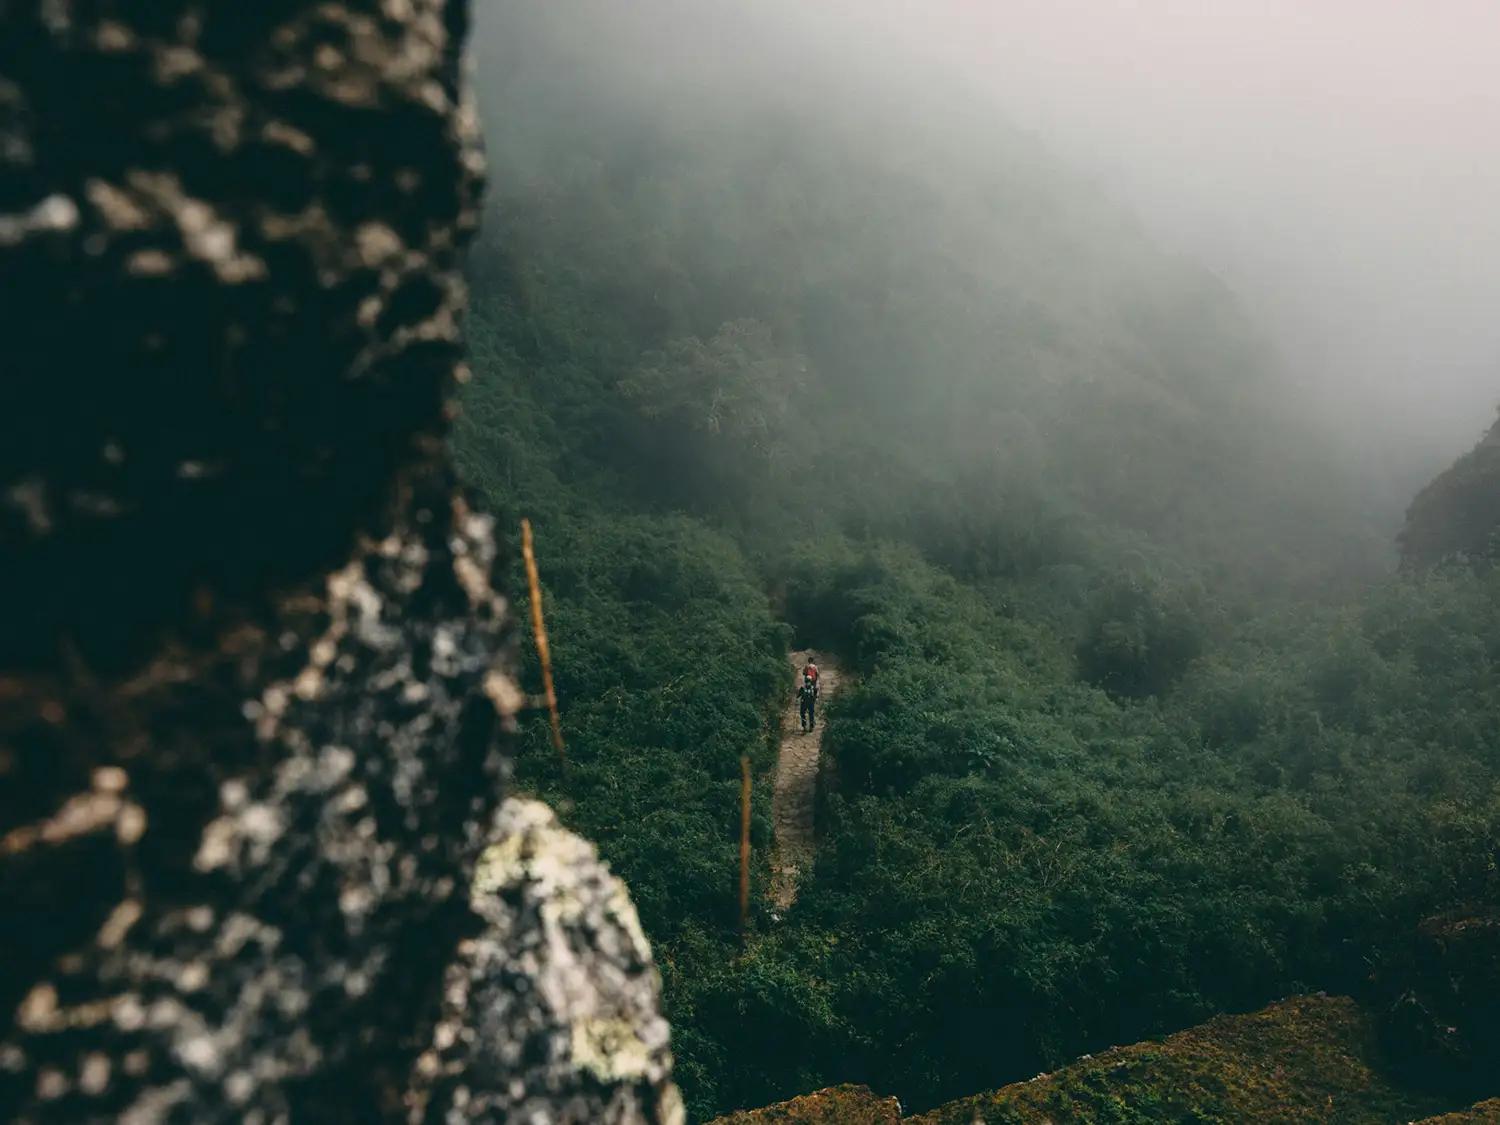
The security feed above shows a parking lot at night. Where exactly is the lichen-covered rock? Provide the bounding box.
[2,474,516,1121]
[1,2,676,1122]
[411,800,683,1124]
[0,0,484,672]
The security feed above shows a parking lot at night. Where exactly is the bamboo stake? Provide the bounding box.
[521,519,565,761]
[739,755,752,941]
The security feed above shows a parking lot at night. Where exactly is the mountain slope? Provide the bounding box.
[467,0,1382,592]
[713,996,1458,1125]
[1402,413,1500,567]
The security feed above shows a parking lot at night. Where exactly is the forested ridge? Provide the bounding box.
[456,3,1500,1119]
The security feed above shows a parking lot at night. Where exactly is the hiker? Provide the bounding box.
[803,655,819,688]
[798,672,818,732]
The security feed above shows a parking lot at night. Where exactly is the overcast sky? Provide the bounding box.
[476,1,1500,480]
[880,0,1500,471]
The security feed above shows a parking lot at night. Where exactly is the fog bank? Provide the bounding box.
[474,0,1500,489]
[894,0,1500,480]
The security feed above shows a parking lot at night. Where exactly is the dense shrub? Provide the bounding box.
[1076,578,1208,698]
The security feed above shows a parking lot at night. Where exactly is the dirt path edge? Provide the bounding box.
[769,650,840,911]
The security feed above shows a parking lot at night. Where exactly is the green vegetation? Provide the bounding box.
[458,3,1500,1119]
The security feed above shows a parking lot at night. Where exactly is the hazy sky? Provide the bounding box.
[876,0,1500,471]
[476,1,1500,481]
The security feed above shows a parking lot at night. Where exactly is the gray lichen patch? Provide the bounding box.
[572,1018,657,1085]
[410,800,683,1124]
[0,193,79,246]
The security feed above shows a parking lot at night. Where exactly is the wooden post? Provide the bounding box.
[739,755,752,941]
[520,519,565,761]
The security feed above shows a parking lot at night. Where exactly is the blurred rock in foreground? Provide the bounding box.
[0,2,678,1121]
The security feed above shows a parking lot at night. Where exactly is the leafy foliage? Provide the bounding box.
[1077,578,1207,698]
[617,320,811,510]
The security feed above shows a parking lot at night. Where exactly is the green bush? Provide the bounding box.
[1077,579,1208,698]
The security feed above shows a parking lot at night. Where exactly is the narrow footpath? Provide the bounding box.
[770,650,841,912]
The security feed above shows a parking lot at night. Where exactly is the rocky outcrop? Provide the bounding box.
[1401,413,1500,568]
[1,2,677,1121]
[1,0,484,672]
[412,801,682,1123]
